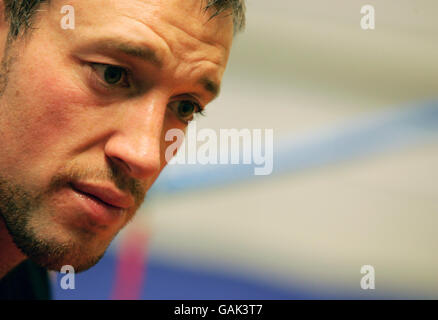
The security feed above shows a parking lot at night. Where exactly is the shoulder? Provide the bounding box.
[0,259,52,300]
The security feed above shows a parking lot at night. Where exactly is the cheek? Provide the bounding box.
[0,54,95,182]
[17,37,111,141]
[160,117,186,163]
[144,119,185,189]
[7,77,79,159]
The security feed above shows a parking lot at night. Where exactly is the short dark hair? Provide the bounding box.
[3,0,245,39]
[204,0,245,34]
[3,0,43,38]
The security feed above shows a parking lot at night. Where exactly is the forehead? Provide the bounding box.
[47,0,233,68]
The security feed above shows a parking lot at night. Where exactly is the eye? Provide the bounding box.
[91,63,130,87]
[168,100,205,123]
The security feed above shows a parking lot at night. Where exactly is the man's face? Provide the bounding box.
[0,0,233,272]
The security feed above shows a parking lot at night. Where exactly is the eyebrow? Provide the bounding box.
[199,77,220,98]
[93,39,163,68]
[92,39,221,99]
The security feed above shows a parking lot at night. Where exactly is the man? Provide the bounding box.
[0,0,245,299]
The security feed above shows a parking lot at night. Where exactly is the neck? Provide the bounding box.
[0,218,26,279]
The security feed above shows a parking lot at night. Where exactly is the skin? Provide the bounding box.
[0,0,233,278]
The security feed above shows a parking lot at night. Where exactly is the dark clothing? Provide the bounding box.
[0,259,51,300]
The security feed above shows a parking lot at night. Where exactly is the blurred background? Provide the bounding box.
[54,0,438,299]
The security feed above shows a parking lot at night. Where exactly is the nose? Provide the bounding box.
[104,97,166,181]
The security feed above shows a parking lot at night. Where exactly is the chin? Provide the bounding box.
[29,242,108,274]
[16,223,113,273]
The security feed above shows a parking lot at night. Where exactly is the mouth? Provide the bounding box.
[70,180,134,209]
[70,183,122,210]
[67,181,133,228]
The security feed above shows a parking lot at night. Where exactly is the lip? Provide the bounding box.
[67,181,134,229]
[70,181,134,209]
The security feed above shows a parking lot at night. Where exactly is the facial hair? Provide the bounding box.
[0,38,146,273]
[0,161,146,273]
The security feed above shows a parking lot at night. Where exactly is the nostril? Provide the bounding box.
[107,155,131,173]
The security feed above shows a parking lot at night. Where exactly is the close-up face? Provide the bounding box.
[0,0,233,272]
